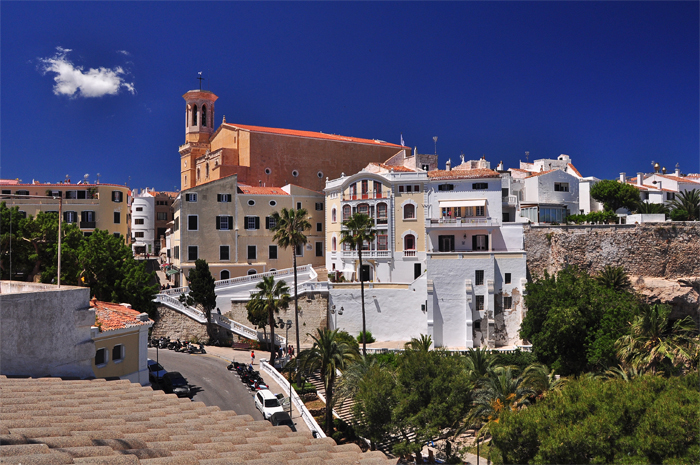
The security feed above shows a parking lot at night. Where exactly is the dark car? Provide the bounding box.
[162,371,190,397]
[269,411,296,431]
[147,359,167,385]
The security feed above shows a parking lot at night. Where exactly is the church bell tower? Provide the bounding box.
[179,89,218,190]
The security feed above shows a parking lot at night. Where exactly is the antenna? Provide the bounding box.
[525,151,530,162]
[433,136,438,155]
[84,173,89,184]
[96,173,101,184]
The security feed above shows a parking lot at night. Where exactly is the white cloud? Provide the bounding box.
[117,50,131,56]
[38,47,135,98]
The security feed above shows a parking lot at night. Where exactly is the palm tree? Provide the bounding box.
[297,328,359,434]
[340,212,377,356]
[596,265,631,292]
[521,363,567,398]
[464,347,497,385]
[669,188,700,221]
[248,276,290,365]
[404,334,433,352]
[270,208,311,372]
[615,304,699,375]
[635,201,668,215]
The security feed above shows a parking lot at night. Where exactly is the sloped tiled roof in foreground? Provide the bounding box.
[0,376,395,465]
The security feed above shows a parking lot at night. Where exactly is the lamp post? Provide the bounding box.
[285,318,293,415]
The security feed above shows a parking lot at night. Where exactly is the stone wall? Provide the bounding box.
[225,291,329,347]
[524,223,700,279]
[151,305,209,342]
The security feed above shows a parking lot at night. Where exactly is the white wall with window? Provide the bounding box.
[130,190,155,256]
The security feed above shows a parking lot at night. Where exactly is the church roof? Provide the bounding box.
[224,123,406,148]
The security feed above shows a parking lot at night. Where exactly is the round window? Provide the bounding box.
[317,171,323,178]
[265,168,272,175]
[292,170,299,177]
[269,200,277,207]
[247,200,255,206]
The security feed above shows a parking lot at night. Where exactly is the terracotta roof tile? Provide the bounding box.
[92,300,153,332]
[236,186,289,195]
[567,163,582,177]
[427,168,501,180]
[656,174,700,184]
[225,123,405,148]
[368,163,415,173]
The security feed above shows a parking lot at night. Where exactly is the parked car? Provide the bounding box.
[269,411,296,431]
[254,389,285,420]
[147,359,167,385]
[162,371,190,397]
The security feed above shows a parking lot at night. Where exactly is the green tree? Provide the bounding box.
[188,259,217,341]
[297,328,359,434]
[616,303,699,375]
[270,207,311,367]
[590,179,640,212]
[490,374,700,464]
[404,334,433,352]
[340,212,377,356]
[520,267,638,375]
[248,276,290,365]
[669,188,700,221]
[635,201,668,215]
[595,265,631,292]
[246,294,270,343]
[352,362,398,450]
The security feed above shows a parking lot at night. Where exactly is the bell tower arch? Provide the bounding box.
[180,89,218,190]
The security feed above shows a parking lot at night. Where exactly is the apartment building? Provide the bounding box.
[0,179,131,239]
[170,175,325,286]
[131,188,177,256]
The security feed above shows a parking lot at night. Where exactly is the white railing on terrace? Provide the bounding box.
[260,361,326,438]
[211,313,259,341]
[341,250,390,258]
[426,217,498,227]
[502,195,518,205]
[160,286,189,296]
[403,250,416,257]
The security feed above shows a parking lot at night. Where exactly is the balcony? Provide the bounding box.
[80,221,96,229]
[341,250,391,258]
[426,217,498,228]
[502,195,518,206]
[403,250,416,257]
[341,191,391,201]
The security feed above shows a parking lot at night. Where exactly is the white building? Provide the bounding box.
[131,189,156,256]
[623,164,700,209]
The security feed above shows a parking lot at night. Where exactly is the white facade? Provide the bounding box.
[518,170,580,223]
[131,189,156,255]
[579,177,605,214]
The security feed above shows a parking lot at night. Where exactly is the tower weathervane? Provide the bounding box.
[197,72,204,90]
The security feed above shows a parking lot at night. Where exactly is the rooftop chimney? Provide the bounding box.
[620,172,626,184]
[637,172,644,187]
[446,159,452,171]
[675,163,681,177]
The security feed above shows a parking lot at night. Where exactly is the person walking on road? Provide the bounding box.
[251,350,255,365]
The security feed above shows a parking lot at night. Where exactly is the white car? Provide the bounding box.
[255,389,285,420]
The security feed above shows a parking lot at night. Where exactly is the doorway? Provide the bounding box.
[438,235,455,252]
[360,264,371,282]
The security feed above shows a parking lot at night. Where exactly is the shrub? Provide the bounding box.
[356,331,376,344]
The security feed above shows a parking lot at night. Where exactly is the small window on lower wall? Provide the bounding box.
[247,269,257,275]
[476,295,485,311]
[112,345,124,363]
[504,296,513,309]
[95,348,107,366]
[474,320,481,331]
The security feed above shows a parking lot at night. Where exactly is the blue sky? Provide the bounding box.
[2,1,698,191]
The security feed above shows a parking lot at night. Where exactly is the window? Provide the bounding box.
[265,168,272,175]
[476,295,484,311]
[83,232,92,237]
[174,246,179,259]
[216,216,233,230]
[414,185,420,193]
[472,235,488,251]
[157,212,168,221]
[317,171,324,178]
[135,232,145,238]
[245,216,260,230]
[374,181,382,197]
[472,182,488,190]
[112,191,123,202]
[247,246,257,260]
[554,182,569,192]
[192,104,198,125]
[438,235,454,252]
[113,232,121,238]
[377,234,388,251]
[315,202,323,211]
[1,189,11,195]
[502,213,510,223]
[361,180,369,196]
[112,345,124,363]
[316,242,323,257]
[292,170,299,177]
[188,246,198,261]
[295,244,303,257]
[332,208,337,223]
[201,104,207,126]
[438,184,454,191]
[331,237,337,251]
[185,193,197,202]
[376,203,387,224]
[349,183,357,199]
[247,199,255,206]
[317,222,322,232]
[502,188,509,197]
[217,193,232,202]
[269,200,276,207]
[220,270,230,280]
[220,245,230,261]
[156,200,167,206]
[404,204,416,219]
[641,192,649,200]
[65,191,77,199]
[296,202,302,210]
[81,211,95,223]
[135,218,145,225]
[399,185,404,193]
[64,211,78,223]
[357,203,369,215]
[342,205,351,221]
[475,270,484,286]
[188,215,198,231]
[77,190,87,200]
[505,273,511,284]
[269,245,278,260]
[95,348,107,366]
[404,234,415,250]
[422,164,430,171]
[248,269,257,276]
[475,206,485,216]
[406,185,412,193]
[667,192,675,201]
[265,216,277,230]
[474,320,481,331]
[173,217,179,231]
[135,207,143,212]
[504,296,513,309]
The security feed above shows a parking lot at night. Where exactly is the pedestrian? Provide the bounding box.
[251,350,255,365]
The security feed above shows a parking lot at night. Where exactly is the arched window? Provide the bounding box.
[206,163,209,178]
[357,203,369,215]
[220,270,230,280]
[376,203,387,224]
[342,205,351,221]
[404,234,416,250]
[201,105,207,127]
[197,168,201,181]
[247,269,257,276]
[332,236,337,251]
[192,104,198,126]
[404,203,416,220]
[332,207,337,223]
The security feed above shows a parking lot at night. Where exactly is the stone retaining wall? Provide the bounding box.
[151,304,209,342]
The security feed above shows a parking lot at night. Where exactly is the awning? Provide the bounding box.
[438,199,487,208]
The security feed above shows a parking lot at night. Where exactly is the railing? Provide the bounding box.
[403,250,416,257]
[160,286,189,296]
[502,195,518,205]
[341,191,390,201]
[341,250,390,258]
[213,265,310,289]
[154,294,206,322]
[426,217,497,227]
[260,361,326,438]
[212,313,260,341]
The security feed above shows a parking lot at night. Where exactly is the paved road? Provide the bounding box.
[147,348,263,420]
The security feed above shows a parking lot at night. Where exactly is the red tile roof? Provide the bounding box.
[655,174,700,184]
[428,168,501,180]
[508,168,535,173]
[237,186,289,195]
[91,300,152,332]
[225,123,406,148]
[369,162,415,172]
[567,163,582,177]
